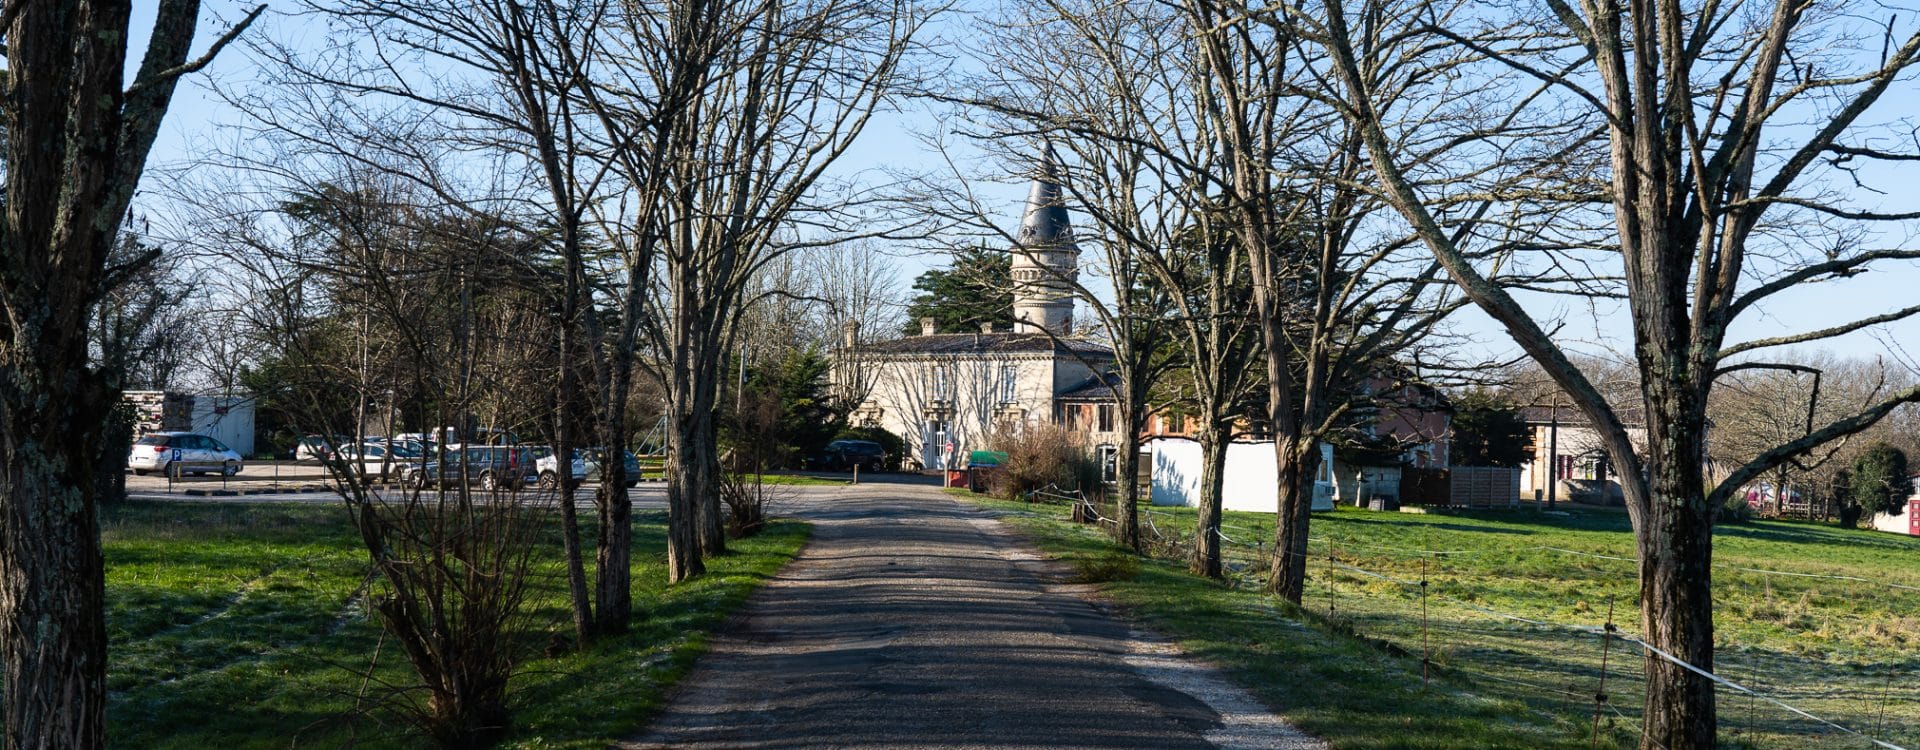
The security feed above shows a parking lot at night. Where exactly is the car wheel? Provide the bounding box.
[868,459,884,473]
[539,471,557,491]
[480,471,498,491]
[222,461,240,477]
[133,469,149,477]
[624,481,638,489]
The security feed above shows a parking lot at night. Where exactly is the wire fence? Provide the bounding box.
[1045,493,1916,750]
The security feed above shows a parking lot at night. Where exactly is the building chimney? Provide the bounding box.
[842,319,861,349]
[980,321,995,334]
[920,317,936,336]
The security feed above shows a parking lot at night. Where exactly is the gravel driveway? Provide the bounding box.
[620,484,1322,750]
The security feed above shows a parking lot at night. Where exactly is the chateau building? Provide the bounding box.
[835,150,1114,470]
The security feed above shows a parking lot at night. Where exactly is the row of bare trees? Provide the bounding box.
[919,1,1920,748]
[1,0,925,745]
[7,0,1920,746]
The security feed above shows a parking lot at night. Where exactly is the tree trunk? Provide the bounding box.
[690,402,725,558]
[1268,439,1316,602]
[1113,419,1141,552]
[593,361,635,633]
[1,385,112,748]
[1248,249,1310,601]
[550,438,594,642]
[1635,387,1717,750]
[1191,426,1229,579]
[664,393,710,583]
[552,305,593,643]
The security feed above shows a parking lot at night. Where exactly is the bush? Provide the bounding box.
[1071,550,1140,583]
[1717,493,1755,525]
[987,422,1101,501]
[720,470,776,539]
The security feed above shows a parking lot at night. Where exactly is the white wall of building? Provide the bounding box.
[858,353,1068,471]
[1147,438,1334,513]
[188,396,256,457]
[1870,496,1920,536]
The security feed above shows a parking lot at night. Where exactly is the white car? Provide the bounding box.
[331,442,425,479]
[128,432,244,477]
[536,448,643,490]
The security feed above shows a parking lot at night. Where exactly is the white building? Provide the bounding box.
[836,150,1113,470]
[123,390,258,457]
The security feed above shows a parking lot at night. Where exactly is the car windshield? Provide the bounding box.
[135,435,169,446]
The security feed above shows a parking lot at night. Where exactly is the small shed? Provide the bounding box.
[1870,482,1920,536]
[1146,438,1334,513]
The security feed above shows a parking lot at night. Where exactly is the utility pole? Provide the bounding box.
[1546,406,1559,511]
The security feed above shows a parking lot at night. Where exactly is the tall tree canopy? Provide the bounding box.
[1450,389,1532,468]
[1842,443,1912,527]
[902,246,1013,334]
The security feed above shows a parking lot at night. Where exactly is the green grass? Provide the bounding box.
[743,472,856,487]
[955,490,1920,750]
[102,500,808,748]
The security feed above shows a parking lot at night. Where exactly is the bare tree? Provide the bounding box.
[172,168,559,746]
[239,0,628,638]
[0,2,259,743]
[1306,0,1920,744]
[581,0,928,581]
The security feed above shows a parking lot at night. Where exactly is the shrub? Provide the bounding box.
[987,422,1101,501]
[719,469,777,539]
[1717,493,1755,525]
[1071,551,1140,583]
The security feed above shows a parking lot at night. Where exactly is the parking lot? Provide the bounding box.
[123,460,674,506]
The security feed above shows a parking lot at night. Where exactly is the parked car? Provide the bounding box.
[128,432,245,477]
[536,448,644,490]
[331,441,424,479]
[806,440,887,473]
[390,438,436,457]
[399,446,539,491]
[440,427,521,451]
[294,434,350,461]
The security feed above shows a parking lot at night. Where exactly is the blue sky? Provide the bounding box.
[132,1,1920,370]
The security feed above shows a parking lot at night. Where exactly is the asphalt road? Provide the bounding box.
[621,485,1322,750]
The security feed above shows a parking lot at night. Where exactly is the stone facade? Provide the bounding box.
[834,148,1111,470]
[840,330,1112,470]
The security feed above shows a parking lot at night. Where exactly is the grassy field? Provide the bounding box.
[102,500,808,748]
[958,490,1920,750]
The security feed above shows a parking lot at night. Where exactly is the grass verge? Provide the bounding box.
[954,489,1920,750]
[103,500,807,748]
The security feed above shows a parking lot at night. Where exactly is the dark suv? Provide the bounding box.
[809,440,887,473]
[402,446,540,491]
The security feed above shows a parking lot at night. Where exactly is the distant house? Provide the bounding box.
[1517,405,1647,502]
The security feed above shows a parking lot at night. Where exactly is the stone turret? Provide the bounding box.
[1010,146,1079,334]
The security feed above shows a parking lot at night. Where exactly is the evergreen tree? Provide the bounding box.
[902,246,1014,334]
[1449,388,1534,467]
[1842,443,1911,527]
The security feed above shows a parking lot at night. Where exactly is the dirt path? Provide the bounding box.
[620,486,1323,750]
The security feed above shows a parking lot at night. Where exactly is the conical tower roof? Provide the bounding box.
[1015,144,1075,249]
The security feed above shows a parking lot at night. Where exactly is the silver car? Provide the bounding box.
[128,432,244,477]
